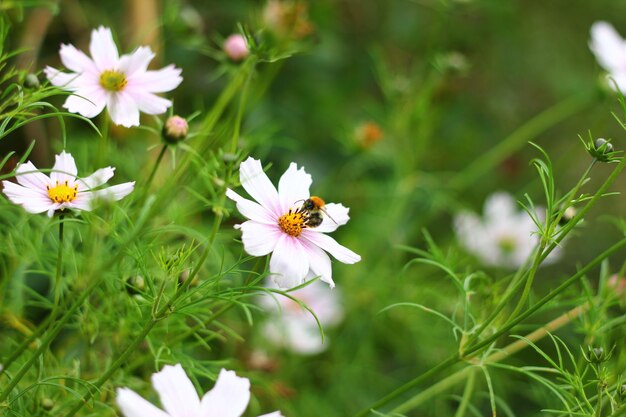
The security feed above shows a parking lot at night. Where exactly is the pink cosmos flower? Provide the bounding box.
[116,364,283,417]
[260,280,344,354]
[44,26,182,127]
[226,157,361,289]
[2,151,134,217]
[589,21,626,92]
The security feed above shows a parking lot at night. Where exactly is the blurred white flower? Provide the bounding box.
[116,364,283,417]
[260,280,344,355]
[2,151,134,217]
[45,26,182,127]
[589,21,626,92]
[454,192,560,268]
[226,157,361,289]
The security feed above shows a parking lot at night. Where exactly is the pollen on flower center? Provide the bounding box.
[47,180,78,203]
[99,69,127,92]
[278,209,306,237]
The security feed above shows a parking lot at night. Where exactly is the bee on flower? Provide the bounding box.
[2,151,134,217]
[226,157,361,289]
[45,26,182,127]
[454,192,561,268]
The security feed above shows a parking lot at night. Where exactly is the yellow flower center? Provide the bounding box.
[99,70,127,92]
[47,180,78,203]
[278,209,306,237]
[497,236,516,254]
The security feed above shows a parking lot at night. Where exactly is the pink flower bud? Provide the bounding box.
[224,34,249,62]
[163,115,189,144]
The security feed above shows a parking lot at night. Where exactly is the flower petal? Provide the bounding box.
[226,189,276,225]
[258,412,285,417]
[590,21,626,74]
[89,26,119,71]
[77,167,115,191]
[107,91,140,127]
[313,203,350,233]
[299,238,335,287]
[277,162,311,212]
[238,157,281,216]
[236,220,281,256]
[86,181,135,202]
[119,46,155,77]
[200,369,250,417]
[59,43,98,75]
[44,67,82,89]
[128,65,183,93]
[50,151,78,184]
[2,181,54,214]
[63,86,107,118]
[269,234,310,288]
[300,230,361,264]
[152,364,201,417]
[15,161,50,192]
[125,90,172,115]
[116,388,170,417]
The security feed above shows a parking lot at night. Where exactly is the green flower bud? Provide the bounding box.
[24,73,40,89]
[41,398,54,410]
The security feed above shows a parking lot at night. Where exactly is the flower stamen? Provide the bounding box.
[278,209,306,237]
[47,180,78,203]
[99,69,127,92]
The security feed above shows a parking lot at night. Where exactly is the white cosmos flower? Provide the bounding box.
[44,26,182,127]
[454,192,561,268]
[589,21,626,92]
[2,151,134,217]
[116,364,283,417]
[260,280,344,355]
[226,157,361,289]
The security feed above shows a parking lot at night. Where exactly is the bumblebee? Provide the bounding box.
[296,196,336,228]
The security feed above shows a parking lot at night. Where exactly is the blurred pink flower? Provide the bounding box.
[117,364,282,417]
[590,21,626,92]
[260,280,344,354]
[224,34,249,62]
[226,157,360,288]
[2,151,134,217]
[45,26,182,127]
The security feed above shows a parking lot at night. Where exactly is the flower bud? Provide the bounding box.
[224,34,249,62]
[354,121,383,149]
[586,137,617,162]
[24,73,40,89]
[162,115,189,144]
[585,345,607,364]
[125,275,145,295]
[41,398,54,410]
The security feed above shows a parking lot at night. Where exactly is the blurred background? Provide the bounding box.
[4,0,626,415]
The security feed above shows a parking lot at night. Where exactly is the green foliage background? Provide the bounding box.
[2,1,626,416]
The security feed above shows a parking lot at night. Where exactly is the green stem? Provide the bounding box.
[145,144,168,191]
[61,59,258,417]
[0,277,100,402]
[449,91,594,190]
[465,155,626,351]
[453,369,475,417]
[354,235,626,416]
[392,302,590,414]
[62,211,223,417]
